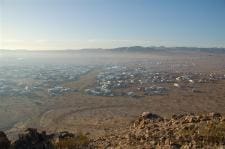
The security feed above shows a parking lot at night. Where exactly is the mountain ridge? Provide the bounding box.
[1,46,225,54]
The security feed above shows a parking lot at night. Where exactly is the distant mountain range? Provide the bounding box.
[1,46,225,53]
[80,46,225,54]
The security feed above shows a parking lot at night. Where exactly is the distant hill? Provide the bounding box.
[108,46,225,54]
[1,46,225,54]
[77,46,225,54]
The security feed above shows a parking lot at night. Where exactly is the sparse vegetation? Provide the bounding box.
[54,133,91,149]
[177,122,225,147]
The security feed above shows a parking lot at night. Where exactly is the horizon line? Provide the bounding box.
[1,45,225,52]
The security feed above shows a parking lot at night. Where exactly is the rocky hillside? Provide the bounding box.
[1,112,225,149]
[92,112,225,148]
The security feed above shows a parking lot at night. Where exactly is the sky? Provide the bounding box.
[0,0,225,50]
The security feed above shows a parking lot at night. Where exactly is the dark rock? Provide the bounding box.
[11,128,54,149]
[0,131,10,149]
[141,112,163,121]
[171,143,182,149]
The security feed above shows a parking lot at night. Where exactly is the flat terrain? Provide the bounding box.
[1,50,225,140]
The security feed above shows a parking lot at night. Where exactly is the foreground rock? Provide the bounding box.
[1,128,92,149]
[1,112,225,149]
[92,112,225,148]
[0,131,10,149]
[11,128,54,149]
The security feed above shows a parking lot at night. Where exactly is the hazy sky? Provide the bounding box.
[1,0,225,50]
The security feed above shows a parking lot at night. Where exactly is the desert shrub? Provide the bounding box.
[177,122,225,147]
[54,133,90,149]
[199,122,225,144]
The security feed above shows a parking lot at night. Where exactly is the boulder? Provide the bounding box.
[141,112,163,121]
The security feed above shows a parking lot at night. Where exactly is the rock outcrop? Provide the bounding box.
[0,128,92,149]
[11,128,54,149]
[92,112,225,148]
